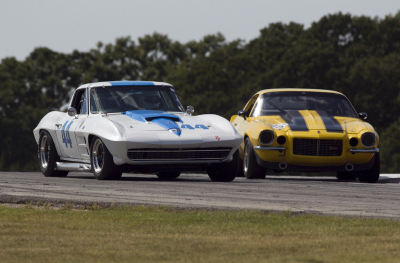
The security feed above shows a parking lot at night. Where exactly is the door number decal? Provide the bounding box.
[61,121,73,148]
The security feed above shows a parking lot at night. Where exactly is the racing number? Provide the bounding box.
[61,121,74,148]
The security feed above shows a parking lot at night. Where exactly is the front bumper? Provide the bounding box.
[253,146,378,172]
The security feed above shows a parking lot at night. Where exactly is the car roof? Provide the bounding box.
[256,88,345,96]
[76,80,173,90]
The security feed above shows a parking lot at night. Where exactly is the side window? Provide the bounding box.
[245,95,259,117]
[70,89,88,115]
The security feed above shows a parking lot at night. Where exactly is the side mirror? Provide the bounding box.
[358,112,367,120]
[68,107,77,117]
[238,110,247,119]
[186,105,194,115]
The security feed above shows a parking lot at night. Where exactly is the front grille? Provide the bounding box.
[293,139,342,156]
[127,148,231,161]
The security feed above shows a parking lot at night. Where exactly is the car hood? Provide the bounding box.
[258,110,369,133]
[104,110,217,135]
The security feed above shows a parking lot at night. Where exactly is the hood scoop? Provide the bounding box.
[123,110,183,136]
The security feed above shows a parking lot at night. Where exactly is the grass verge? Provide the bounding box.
[1,203,400,263]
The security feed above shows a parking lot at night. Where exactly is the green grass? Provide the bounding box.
[0,204,400,263]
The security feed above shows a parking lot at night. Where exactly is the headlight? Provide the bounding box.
[361,132,375,147]
[349,137,358,147]
[259,130,274,145]
[277,136,286,145]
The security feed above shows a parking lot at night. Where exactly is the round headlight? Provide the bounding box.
[349,137,358,147]
[277,136,286,145]
[259,130,274,145]
[361,132,375,147]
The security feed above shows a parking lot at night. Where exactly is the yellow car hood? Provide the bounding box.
[258,110,368,133]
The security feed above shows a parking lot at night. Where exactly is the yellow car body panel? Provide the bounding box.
[231,88,379,173]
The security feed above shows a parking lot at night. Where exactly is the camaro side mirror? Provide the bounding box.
[359,112,367,120]
[187,105,194,115]
[68,107,77,117]
[238,110,247,119]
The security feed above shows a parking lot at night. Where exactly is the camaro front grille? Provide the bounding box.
[127,148,231,161]
[293,139,343,156]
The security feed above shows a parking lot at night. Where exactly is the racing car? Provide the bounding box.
[33,81,242,181]
[230,89,380,183]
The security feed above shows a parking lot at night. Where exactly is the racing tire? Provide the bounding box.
[156,171,181,180]
[206,150,239,182]
[336,172,357,181]
[90,137,123,180]
[357,152,380,183]
[243,138,266,179]
[38,130,68,177]
[236,155,245,177]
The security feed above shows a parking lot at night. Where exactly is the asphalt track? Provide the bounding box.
[0,172,399,218]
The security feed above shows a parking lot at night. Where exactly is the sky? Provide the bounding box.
[1,0,399,61]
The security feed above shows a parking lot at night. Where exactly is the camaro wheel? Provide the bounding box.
[38,130,68,177]
[243,138,266,179]
[156,171,181,180]
[336,172,357,181]
[206,150,239,182]
[357,152,380,183]
[90,137,123,180]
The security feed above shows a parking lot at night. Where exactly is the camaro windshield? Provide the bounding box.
[251,91,358,118]
[89,86,185,113]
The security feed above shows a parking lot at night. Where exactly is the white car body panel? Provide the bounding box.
[34,81,242,170]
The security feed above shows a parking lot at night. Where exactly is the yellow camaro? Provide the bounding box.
[230,89,380,183]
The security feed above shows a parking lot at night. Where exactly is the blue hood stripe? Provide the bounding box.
[123,110,182,136]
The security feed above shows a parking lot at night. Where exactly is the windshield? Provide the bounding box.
[251,91,358,118]
[89,86,185,113]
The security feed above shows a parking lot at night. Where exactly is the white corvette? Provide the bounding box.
[33,81,242,181]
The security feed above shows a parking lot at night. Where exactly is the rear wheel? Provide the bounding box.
[357,153,380,183]
[206,150,239,182]
[156,171,181,180]
[243,138,266,179]
[38,130,68,177]
[336,172,357,181]
[90,137,123,180]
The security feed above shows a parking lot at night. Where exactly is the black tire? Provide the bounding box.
[357,152,380,183]
[90,137,123,180]
[243,138,266,179]
[206,150,239,182]
[38,130,68,177]
[336,172,357,181]
[236,157,245,177]
[156,171,181,180]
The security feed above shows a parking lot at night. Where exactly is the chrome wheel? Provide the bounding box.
[92,139,105,174]
[40,135,49,169]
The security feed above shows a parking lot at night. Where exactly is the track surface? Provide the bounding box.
[1,172,400,218]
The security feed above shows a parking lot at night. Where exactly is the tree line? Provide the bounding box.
[1,11,400,172]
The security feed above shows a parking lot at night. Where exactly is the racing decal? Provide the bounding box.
[181,124,209,130]
[181,124,195,129]
[195,124,209,129]
[270,123,288,130]
[215,136,220,141]
[61,121,74,148]
[280,110,308,131]
[316,111,343,133]
[151,118,182,136]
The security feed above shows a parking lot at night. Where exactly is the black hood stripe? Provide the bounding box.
[317,111,343,133]
[281,110,309,131]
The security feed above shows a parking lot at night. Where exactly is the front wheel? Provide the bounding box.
[206,150,239,182]
[243,138,266,179]
[357,152,380,183]
[90,137,123,180]
[38,130,68,177]
[156,171,181,180]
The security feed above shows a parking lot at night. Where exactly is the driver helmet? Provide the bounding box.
[139,90,161,109]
